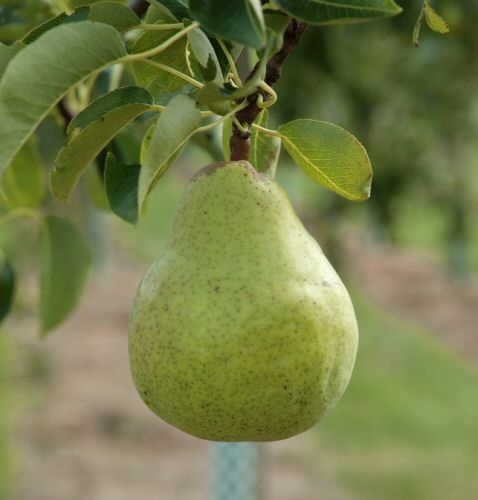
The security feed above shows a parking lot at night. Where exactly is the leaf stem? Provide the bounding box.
[128,23,184,32]
[196,101,249,134]
[251,122,281,137]
[217,38,242,86]
[143,60,204,89]
[122,22,199,63]
[0,208,42,226]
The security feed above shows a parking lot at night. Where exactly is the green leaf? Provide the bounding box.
[0,21,128,177]
[222,117,233,160]
[0,258,15,325]
[89,2,141,32]
[132,24,191,103]
[278,119,372,201]
[250,110,281,177]
[187,26,222,83]
[104,153,140,225]
[423,0,449,34]
[139,94,202,211]
[40,216,91,335]
[274,0,402,24]
[23,3,139,44]
[150,0,191,20]
[68,86,154,132]
[196,29,278,108]
[189,0,266,49]
[51,102,152,201]
[2,138,45,208]
[413,1,449,48]
[22,7,90,44]
[0,41,25,77]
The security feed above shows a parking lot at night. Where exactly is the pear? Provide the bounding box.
[128,160,358,442]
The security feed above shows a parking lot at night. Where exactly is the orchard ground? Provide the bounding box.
[4,223,478,500]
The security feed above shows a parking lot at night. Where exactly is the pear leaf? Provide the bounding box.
[104,153,140,225]
[40,216,91,335]
[187,27,222,83]
[68,86,154,133]
[132,25,191,104]
[189,0,266,49]
[22,7,90,44]
[423,0,450,34]
[274,0,402,24]
[278,119,372,201]
[0,41,25,76]
[222,117,233,161]
[2,138,45,208]
[0,258,15,325]
[88,2,141,32]
[51,102,152,202]
[139,94,202,211]
[413,0,449,47]
[0,21,127,177]
[23,3,139,44]
[251,110,281,177]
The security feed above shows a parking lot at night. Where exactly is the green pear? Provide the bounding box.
[129,160,358,441]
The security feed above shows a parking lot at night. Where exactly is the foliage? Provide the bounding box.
[0,0,451,334]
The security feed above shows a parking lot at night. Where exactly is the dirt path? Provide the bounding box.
[341,229,478,365]
[8,232,477,500]
[10,260,344,500]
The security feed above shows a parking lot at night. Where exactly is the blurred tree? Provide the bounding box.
[275,1,478,274]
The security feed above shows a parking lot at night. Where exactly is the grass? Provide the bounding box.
[111,155,478,498]
[0,335,12,500]
[313,292,478,500]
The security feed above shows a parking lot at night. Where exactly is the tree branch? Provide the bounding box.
[230,19,308,162]
[130,0,149,18]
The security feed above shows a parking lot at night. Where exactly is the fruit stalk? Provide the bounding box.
[230,19,308,162]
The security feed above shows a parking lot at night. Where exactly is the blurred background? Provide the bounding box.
[1,0,477,499]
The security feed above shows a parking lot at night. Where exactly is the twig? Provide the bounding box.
[57,99,75,130]
[230,19,308,162]
[130,0,149,18]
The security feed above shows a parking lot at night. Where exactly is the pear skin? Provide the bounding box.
[129,160,358,441]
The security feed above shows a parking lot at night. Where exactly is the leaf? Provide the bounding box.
[23,3,140,44]
[250,110,281,177]
[2,138,45,208]
[0,21,128,177]
[51,103,152,201]
[104,153,140,225]
[222,117,233,160]
[150,0,191,20]
[139,94,202,211]
[189,0,266,49]
[423,0,449,34]
[89,2,141,32]
[132,24,191,103]
[22,7,90,44]
[196,29,278,107]
[0,41,25,76]
[274,0,402,24]
[413,1,449,47]
[0,258,15,325]
[68,86,154,132]
[278,119,372,201]
[187,26,222,83]
[40,216,91,335]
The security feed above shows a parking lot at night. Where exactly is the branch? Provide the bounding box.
[57,99,75,130]
[230,19,308,162]
[130,0,149,18]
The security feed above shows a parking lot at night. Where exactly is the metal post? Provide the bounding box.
[212,443,261,500]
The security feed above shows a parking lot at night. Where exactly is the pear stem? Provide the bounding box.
[229,19,308,162]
